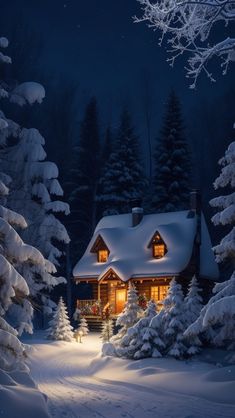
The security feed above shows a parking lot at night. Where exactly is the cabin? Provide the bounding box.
[73,191,219,321]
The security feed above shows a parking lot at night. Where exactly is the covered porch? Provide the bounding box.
[76,271,171,319]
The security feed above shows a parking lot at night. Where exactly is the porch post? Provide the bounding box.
[98,281,101,303]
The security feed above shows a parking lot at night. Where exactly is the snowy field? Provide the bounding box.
[27,331,235,418]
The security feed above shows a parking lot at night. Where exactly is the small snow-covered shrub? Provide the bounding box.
[100,320,114,343]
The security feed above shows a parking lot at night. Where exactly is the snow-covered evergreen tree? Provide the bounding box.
[139,279,186,359]
[97,109,146,215]
[184,276,203,325]
[141,308,166,358]
[97,126,113,218]
[101,126,113,167]
[116,299,157,359]
[2,116,69,315]
[161,279,187,358]
[47,297,74,342]
[112,282,142,342]
[210,141,235,264]
[100,319,114,343]
[0,37,69,316]
[185,140,235,349]
[152,91,191,212]
[66,97,100,263]
[183,276,203,355]
[77,317,89,336]
[0,37,49,370]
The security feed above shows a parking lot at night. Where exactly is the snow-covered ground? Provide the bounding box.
[0,367,50,418]
[27,331,235,418]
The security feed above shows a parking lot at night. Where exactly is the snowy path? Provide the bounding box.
[29,332,235,418]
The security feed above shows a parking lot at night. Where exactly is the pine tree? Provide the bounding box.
[47,297,74,341]
[97,109,146,215]
[116,299,157,359]
[101,126,113,167]
[0,37,49,370]
[185,140,235,349]
[142,308,166,358]
[77,317,89,336]
[210,141,235,264]
[183,276,203,355]
[163,279,187,358]
[152,91,191,212]
[113,282,142,342]
[140,279,187,359]
[184,276,203,325]
[96,127,113,219]
[100,320,114,343]
[67,97,100,260]
[2,126,70,314]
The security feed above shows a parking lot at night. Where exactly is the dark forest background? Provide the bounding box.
[0,4,234,311]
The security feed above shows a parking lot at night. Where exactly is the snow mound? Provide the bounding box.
[102,342,116,357]
[0,369,17,386]
[138,366,161,376]
[203,366,235,382]
[0,369,49,418]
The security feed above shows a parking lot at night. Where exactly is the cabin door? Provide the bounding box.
[115,289,126,313]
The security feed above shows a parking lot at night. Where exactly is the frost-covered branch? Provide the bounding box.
[135,0,235,86]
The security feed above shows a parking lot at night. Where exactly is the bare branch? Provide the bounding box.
[135,0,235,86]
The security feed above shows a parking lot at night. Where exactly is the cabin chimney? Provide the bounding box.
[190,189,201,214]
[131,199,143,227]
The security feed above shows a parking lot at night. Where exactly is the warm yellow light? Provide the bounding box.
[116,289,126,302]
[98,250,108,262]
[151,285,169,304]
[153,244,165,258]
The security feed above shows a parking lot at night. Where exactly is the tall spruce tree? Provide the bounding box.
[96,126,113,220]
[68,97,100,261]
[101,126,113,166]
[97,109,146,215]
[152,91,191,212]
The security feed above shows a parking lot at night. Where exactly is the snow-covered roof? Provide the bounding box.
[73,211,219,282]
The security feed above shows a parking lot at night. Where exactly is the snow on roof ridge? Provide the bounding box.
[73,210,219,281]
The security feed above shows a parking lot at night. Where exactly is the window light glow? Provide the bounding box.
[153,244,165,258]
[151,285,169,304]
[98,249,108,262]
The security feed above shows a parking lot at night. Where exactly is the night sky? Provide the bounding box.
[1,0,234,125]
[1,0,235,185]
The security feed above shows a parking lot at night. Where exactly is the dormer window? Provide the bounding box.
[153,243,165,258]
[98,249,109,263]
[148,232,167,259]
[90,235,110,263]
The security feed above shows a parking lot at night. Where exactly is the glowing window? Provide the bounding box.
[153,244,165,258]
[151,285,169,303]
[98,250,108,263]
